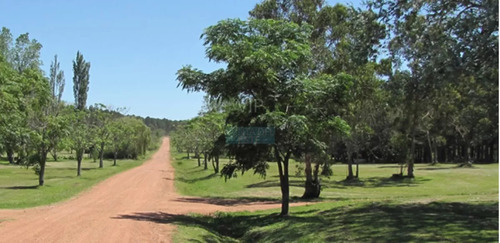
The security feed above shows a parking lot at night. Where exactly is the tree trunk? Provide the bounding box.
[277,159,290,216]
[203,152,208,170]
[346,151,355,180]
[355,162,359,178]
[52,148,58,161]
[99,142,105,168]
[7,149,14,164]
[38,150,48,186]
[196,150,201,166]
[407,120,416,178]
[302,153,320,199]
[76,149,83,176]
[187,151,190,159]
[275,148,290,216]
[113,151,117,166]
[215,156,219,173]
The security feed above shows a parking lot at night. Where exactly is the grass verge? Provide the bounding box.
[0,150,155,209]
[171,150,498,242]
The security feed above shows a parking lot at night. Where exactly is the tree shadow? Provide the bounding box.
[417,166,477,171]
[246,180,304,188]
[177,173,218,184]
[0,185,39,190]
[172,197,281,206]
[114,201,498,242]
[322,176,430,189]
[377,165,402,169]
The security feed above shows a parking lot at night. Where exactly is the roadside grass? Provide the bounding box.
[171,150,498,242]
[0,150,155,209]
[172,201,498,242]
[172,151,498,203]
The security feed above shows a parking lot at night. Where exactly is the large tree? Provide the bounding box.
[250,1,387,186]
[72,51,90,111]
[177,18,351,215]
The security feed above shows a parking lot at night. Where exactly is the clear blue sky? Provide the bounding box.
[1,0,362,121]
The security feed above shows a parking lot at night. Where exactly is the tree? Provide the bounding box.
[48,54,66,161]
[0,55,25,164]
[107,117,151,165]
[72,51,90,111]
[371,0,498,175]
[250,1,387,186]
[70,110,92,176]
[89,104,113,168]
[177,18,340,216]
[11,33,42,73]
[0,27,12,60]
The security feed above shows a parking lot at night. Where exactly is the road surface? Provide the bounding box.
[0,137,308,242]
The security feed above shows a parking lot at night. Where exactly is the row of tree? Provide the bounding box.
[0,27,154,186]
[174,0,498,216]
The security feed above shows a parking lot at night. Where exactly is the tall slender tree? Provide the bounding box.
[72,51,90,111]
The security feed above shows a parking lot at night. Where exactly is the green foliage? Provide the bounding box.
[72,51,90,111]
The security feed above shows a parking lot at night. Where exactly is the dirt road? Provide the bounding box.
[0,137,308,242]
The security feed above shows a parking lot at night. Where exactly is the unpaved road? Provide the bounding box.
[0,137,309,242]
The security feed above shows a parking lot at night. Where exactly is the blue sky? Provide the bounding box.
[1,0,362,120]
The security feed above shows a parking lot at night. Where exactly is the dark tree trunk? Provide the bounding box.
[99,142,105,168]
[302,153,320,199]
[355,162,359,178]
[7,149,14,164]
[76,149,83,176]
[187,151,190,159]
[113,151,117,166]
[39,150,48,186]
[407,125,416,178]
[203,152,208,170]
[196,150,201,166]
[215,156,219,173]
[275,147,290,216]
[346,152,356,180]
[278,159,290,216]
[346,152,354,179]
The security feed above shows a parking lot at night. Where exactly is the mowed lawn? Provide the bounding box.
[171,151,499,242]
[0,151,154,209]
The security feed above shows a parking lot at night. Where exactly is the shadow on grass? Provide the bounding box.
[0,185,39,190]
[248,177,429,190]
[417,166,478,171]
[246,180,304,188]
[173,197,281,206]
[114,202,498,242]
[177,173,218,184]
[324,176,430,189]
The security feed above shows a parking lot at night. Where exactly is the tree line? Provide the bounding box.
[173,0,498,216]
[0,27,156,186]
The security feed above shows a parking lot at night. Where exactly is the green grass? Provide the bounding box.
[0,151,154,209]
[171,150,498,242]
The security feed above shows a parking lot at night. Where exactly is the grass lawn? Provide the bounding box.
[171,150,499,242]
[0,150,155,209]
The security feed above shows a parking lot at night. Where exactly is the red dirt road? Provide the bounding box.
[0,138,309,242]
